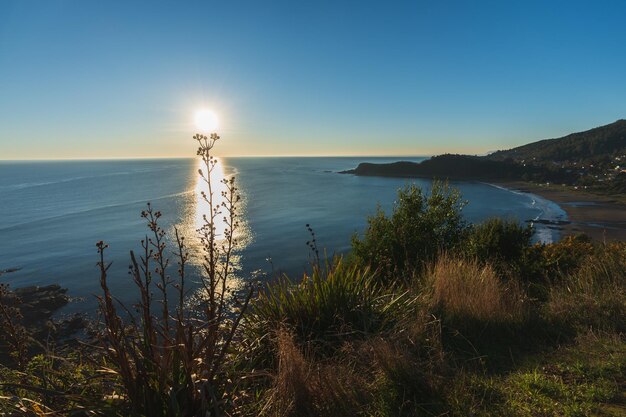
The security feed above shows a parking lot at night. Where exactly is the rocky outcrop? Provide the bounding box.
[0,284,88,357]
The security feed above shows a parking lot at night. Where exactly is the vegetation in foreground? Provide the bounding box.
[1,133,625,417]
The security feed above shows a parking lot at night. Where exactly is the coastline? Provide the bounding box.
[496,181,626,241]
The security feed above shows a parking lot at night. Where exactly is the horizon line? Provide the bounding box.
[0,154,447,162]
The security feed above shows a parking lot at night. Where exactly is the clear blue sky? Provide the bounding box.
[1,0,625,159]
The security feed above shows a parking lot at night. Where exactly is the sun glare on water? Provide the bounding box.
[177,153,252,307]
[194,109,219,132]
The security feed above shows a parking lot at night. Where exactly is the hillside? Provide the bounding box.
[487,119,626,163]
[340,154,547,181]
[341,120,626,190]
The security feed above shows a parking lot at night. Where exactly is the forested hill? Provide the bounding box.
[340,155,544,181]
[340,120,626,189]
[487,119,626,163]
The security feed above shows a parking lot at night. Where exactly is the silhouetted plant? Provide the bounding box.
[305,223,320,266]
[96,132,253,417]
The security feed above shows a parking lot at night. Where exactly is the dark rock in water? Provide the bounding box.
[0,284,86,351]
[0,267,22,276]
[12,284,69,322]
[53,314,90,342]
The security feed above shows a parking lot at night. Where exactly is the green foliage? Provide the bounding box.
[245,258,413,356]
[464,218,532,266]
[0,282,29,369]
[0,350,113,416]
[539,234,595,278]
[446,332,626,417]
[351,180,467,282]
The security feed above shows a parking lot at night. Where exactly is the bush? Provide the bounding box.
[539,234,595,279]
[351,180,467,282]
[0,350,110,416]
[464,218,533,273]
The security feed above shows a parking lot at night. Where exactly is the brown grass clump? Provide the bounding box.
[427,255,526,323]
[260,329,367,417]
[547,244,626,332]
[261,329,312,416]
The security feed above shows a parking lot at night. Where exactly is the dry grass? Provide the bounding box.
[547,245,626,332]
[260,329,368,417]
[427,255,526,323]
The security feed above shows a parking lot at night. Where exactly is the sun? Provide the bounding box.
[194,109,219,132]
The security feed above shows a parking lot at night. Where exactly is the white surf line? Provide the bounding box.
[481,182,569,243]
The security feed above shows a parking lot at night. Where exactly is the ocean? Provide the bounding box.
[0,157,567,313]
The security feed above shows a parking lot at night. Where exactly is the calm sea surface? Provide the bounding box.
[0,158,567,313]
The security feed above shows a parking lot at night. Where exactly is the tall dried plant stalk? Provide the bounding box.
[96,132,253,417]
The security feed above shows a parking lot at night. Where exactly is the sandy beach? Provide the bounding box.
[499,182,626,242]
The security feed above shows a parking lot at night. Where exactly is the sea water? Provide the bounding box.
[0,157,566,313]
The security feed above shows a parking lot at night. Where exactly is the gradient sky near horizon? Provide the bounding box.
[1,0,626,159]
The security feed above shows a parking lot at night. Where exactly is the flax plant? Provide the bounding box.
[97,133,253,417]
[245,257,415,362]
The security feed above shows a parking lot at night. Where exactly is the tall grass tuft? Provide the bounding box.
[259,329,368,417]
[547,242,626,333]
[427,255,526,323]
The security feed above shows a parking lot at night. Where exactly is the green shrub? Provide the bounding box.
[351,180,467,282]
[540,234,595,279]
[464,218,533,273]
[0,349,111,416]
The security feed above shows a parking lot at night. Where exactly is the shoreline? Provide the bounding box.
[496,181,626,241]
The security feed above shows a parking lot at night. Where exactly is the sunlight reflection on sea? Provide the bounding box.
[174,158,253,309]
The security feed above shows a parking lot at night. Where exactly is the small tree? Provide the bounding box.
[97,133,253,416]
[351,180,467,282]
[464,218,533,270]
